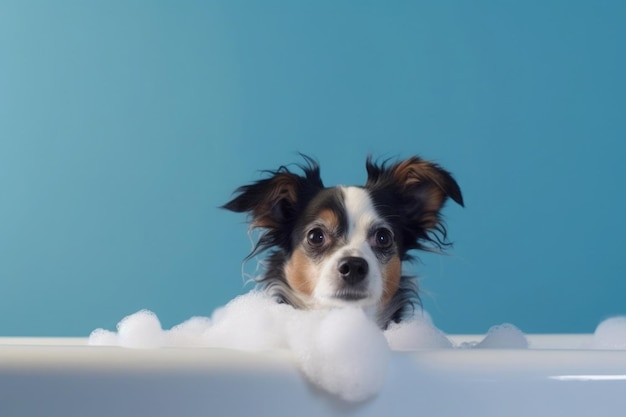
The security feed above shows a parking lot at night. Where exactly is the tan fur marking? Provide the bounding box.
[284,247,316,296]
[252,173,299,229]
[381,255,402,305]
[420,187,445,228]
[392,159,432,186]
[252,216,276,229]
[392,159,447,228]
[269,173,299,204]
[318,209,340,231]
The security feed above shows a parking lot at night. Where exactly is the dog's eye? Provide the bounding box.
[307,228,326,247]
[374,228,393,249]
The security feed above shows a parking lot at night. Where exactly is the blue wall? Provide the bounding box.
[1,1,625,336]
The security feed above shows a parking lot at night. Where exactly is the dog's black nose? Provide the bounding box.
[338,256,369,285]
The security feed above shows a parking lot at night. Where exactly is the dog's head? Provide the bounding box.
[222,155,463,326]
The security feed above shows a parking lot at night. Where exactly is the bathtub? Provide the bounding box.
[1,335,625,417]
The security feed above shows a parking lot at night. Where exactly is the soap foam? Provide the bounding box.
[385,316,454,350]
[592,316,626,349]
[117,309,165,349]
[89,291,536,401]
[286,307,390,402]
[89,292,391,402]
[89,292,626,400]
[475,323,528,349]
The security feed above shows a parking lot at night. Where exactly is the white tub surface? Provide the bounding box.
[1,335,626,417]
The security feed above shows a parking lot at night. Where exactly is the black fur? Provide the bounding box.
[222,156,324,257]
[365,155,464,258]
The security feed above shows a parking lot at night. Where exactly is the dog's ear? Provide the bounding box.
[222,158,324,230]
[366,156,463,230]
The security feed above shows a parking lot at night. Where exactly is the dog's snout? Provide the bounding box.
[338,256,369,285]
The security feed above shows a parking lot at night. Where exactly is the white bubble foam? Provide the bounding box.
[167,316,212,347]
[89,291,535,401]
[88,293,390,401]
[86,290,626,402]
[287,307,390,402]
[385,317,453,350]
[200,291,290,351]
[592,316,626,349]
[475,323,528,349]
[117,309,165,349]
[87,328,118,346]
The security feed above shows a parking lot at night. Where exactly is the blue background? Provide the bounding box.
[1,1,624,336]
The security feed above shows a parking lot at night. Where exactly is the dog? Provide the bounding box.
[222,155,463,329]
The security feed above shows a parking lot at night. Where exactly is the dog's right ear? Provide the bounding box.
[222,158,324,230]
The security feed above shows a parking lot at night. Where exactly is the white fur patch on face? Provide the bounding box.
[312,186,385,309]
[342,186,379,241]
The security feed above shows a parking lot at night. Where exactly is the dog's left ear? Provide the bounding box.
[222,157,324,230]
[366,156,464,230]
